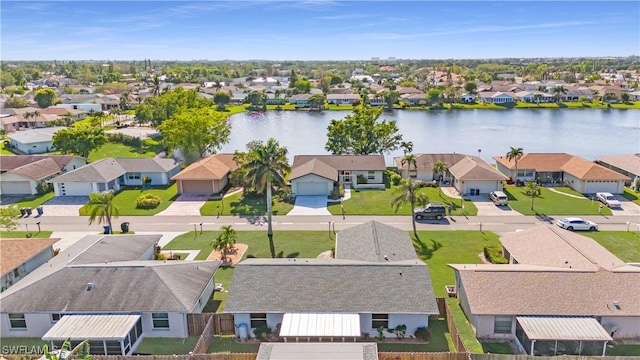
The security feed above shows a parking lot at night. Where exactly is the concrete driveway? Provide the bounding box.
[288,196,331,216]
[40,196,89,216]
[157,194,208,216]
[471,195,524,216]
[609,195,640,217]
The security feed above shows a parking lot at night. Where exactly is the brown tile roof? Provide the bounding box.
[0,238,58,276]
[292,155,385,172]
[448,156,509,181]
[394,153,466,171]
[290,159,338,181]
[596,154,640,177]
[493,153,629,180]
[171,153,238,181]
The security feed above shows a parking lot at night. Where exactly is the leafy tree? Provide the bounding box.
[246,91,266,107]
[308,94,326,110]
[212,225,237,263]
[506,146,524,182]
[5,96,29,108]
[43,338,91,360]
[426,88,442,106]
[34,88,58,108]
[243,138,290,258]
[294,79,311,93]
[390,178,429,238]
[0,206,22,231]
[135,87,211,127]
[325,106,403,155]
[158,107,230,160]
[87,190,119,234]
[213,91,231,110]
[52,126,107,158]
[289,69,298,88]
[382,90,400,110]
[621,92,630,103]
[464,81,477,94]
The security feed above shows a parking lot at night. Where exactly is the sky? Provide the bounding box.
[1,1,639,61]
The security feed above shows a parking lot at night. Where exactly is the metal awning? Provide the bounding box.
[43,314,141,341]
[279,313,361,337]
[516,316,613,341]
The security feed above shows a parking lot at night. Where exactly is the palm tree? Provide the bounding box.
[390,178,429,238]
[244,138,290,258]
[151,75,161,96]
[23,111,33,128]
[401,154,417,178]
[432,160,448,186]
[400,141,413,155]
[212,225,237,263]
[552,85,567,103]
[32,110,41,127]
[506,147,524,182]
[525,181,541,210]
[87,190,119,234]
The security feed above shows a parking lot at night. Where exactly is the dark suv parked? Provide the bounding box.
[413,204,447,220]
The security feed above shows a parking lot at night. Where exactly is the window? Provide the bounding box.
[371,314,388,329]
[51,314,63,323]
[494,316,512,334]
[409,169,417,178]
[250,313,267,328]
[9,313,26,329]
[368,171,375,180]
[127,173,140,180]
[152,313,169,329]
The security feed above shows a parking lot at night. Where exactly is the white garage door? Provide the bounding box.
[297,182,329,196]
[0,181,32,195]
[61,182,93,196]
[584,181,620,194]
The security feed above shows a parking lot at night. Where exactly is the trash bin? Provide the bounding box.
[36,206,44,216]
[26,207,32,216]
[103,225,111,234]
[121,222,130,233]
[20,208,26,217]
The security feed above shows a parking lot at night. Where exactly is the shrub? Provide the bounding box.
[107,133,141,147]
[390,173,402,186]
[136,193,161,209]
[253,326,271,340]
[414,327,431,341]
[484,245,508,264]
[356,174,367,184]
[155,253,167,260]
[36,181,53,195]
[330,182,345,199]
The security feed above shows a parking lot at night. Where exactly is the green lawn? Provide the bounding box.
[87,140,160,162]
[135,336,199,355]
[0,337,45,351]
[327,187,477,216]
[606,344,640,356]
[377,317,450,352]
[447,298,483,353]
[200,192,294,216]
[79,184,178,216]
[503,185,612,216]
[3,191,56,209]
[0,231,52,238]
[481,342,513,354]
[622,187,640,205]
[208,336,260,353]
[1,140,15,155]
[580,231,640,263]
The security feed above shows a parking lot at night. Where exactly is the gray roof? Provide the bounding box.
[0,260,219,312]
[335,221,418,262]
[114,157,181,173]
[7,126,66,144]
[0,155,82,173]
[292,155,386,171]
[224,258,438,314]
[69,234,161,265]
[50,157,179,183]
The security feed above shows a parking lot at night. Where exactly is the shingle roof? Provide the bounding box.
[114,157,180,173]
[171,153,238,181]
[493,153,630,180]
[3,158,63,181]
[292,155,385,171]
[289,159,337,181]
[335,221,417,262]
[224,258,438,314]
[7,126,66,144]
[394,153,466,171]
[0,238,58,276]
[49,158,126,183]
[596,154,640,176]
[448,156,509,181]
[68,234,161,265]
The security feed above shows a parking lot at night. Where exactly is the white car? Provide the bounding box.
[556,217,599,231]
[596,192,622,209]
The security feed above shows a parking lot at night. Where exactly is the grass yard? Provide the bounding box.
[135,336,199,355]
[87,140,160,162]
[622,187,640,205]
[447,298,484,353]
[1,140,15,155]
[0,337,45,351]
[327,186,477,216]
[200,192,294,216]
[79,184,178,216]
[2,191,56,209]
[481,342,513,354]
[606,344,640,356]
[0,231,52,238]
[208,336,260,353]
[503,185,612,216]
[580,231,640,263]
[414,231,500,297]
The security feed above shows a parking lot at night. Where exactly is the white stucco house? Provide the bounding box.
[1,238,58,293]
[394,153,508,195]
[477,91,516,104]
[225,221,439,341]
[7,126,67,154]
[493,153,629,194]
[449,225,640,356]
[327,93,360,105]
[0,234,221,355]
[0,155,86,195]
[290,155,386,196]
[49,157,181,196]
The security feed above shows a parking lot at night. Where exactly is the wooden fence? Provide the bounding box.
[187,313,235,336]
[379,352,469,360]
[444,298,470,355]
[93,355,256,360]
[192,314,215,354]
[472,355,639,360]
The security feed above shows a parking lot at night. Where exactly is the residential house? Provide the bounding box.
[288,94,312,106]
[7,126,67,154]
[264,91,286,105]
[450,225,640,355]
[477,91,516,104]
[326,93,360,105]
[171,153,238,195]
[394,154,508,195]
[0,234,220,355]
[460,93,475,103]
[49,157,181,196]
[367,93,386,106]
[514,91,554,103]
[396,86,423,95]
[0,155,86,195]
[1,238,58,292]
[595,154,640,188]
[493,153,629,194]
[401,93,427,106]
[225,221,439,340]
[290,155,386,196]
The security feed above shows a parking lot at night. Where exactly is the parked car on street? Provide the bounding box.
[556,217,599,231]
[489,191,509,206]
[596,192,622,209]
[414,204,447,220]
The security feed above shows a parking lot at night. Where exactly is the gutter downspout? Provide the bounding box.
[530,340,536,356]
[602,341,608,356]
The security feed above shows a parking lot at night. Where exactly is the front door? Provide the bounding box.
[342,171,352,183]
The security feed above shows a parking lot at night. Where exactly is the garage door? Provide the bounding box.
[297,182,328,196]
[62,182,93,196]
[0,181,32,195]
[181,180,213,194]
[584,181,619,194]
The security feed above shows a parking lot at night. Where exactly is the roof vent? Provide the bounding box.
[384,255,389,261]
[613,301,620,310]
[86,283,93,291]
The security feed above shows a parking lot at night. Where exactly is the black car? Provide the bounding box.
[414,204,447,220]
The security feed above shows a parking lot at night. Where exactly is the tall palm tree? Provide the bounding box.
[552,85,567,103]
[23,111,33,128]
[87,190,119,234]
[401,154,417,178]
[400,141,413,155]
[432,160,448,185]
[151,75,161,96]
[244,138,290,258]
[212,225,237,263]
[525,181,540,210]
[390,178,429,238]
[32,110,41,127]
[506,147,524,182]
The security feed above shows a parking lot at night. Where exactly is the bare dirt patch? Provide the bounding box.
[206,243,248,265]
